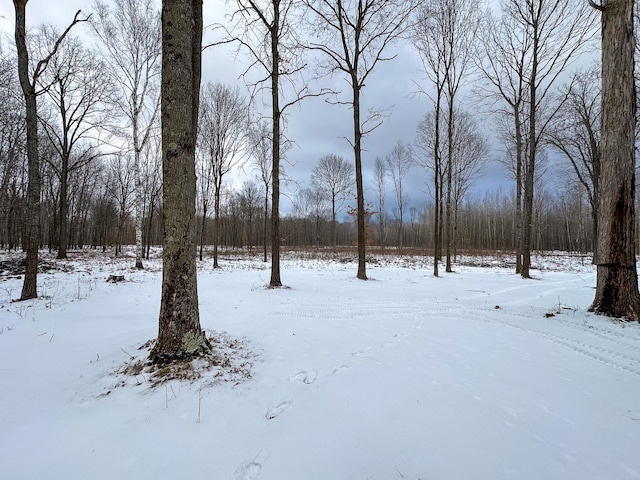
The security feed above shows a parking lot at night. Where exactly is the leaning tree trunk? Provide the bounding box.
[14,0,40,300]
[590,0,640,320]
[152,0,208,363]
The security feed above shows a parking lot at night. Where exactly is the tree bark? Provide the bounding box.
[445,105,453,273]
[514,105,523,274]
[590,0,640,320]
[263,186,269,262]
[57,153,69,259]
[433,94,441,277]
[521,17,539,280]
[213,182,221,268]
[353,82,367,280]
[14,0,40,300]
[269,3,282,287]
[152,0,208,363]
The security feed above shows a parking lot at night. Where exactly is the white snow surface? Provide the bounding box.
[1,250,640,480]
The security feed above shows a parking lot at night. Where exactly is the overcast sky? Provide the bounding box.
[2,1,546,217]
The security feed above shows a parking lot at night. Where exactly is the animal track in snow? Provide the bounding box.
[289,370,318,384]
[235,450,270,480]
[265,400,292,420]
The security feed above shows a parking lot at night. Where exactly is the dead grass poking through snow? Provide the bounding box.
[114,330,258,390]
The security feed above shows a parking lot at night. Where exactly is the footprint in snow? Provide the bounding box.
[235,450,270,480]
[351,348,372,357]
[289,370,318,384]
[331,364,349,375]
[265,400,292,420]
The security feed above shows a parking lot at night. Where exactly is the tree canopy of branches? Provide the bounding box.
[304,0,420,279]
[36,30,113,260]
[249,120,273,262]
[385,140,412,253]
[546,67,601,263]
[311,154,354,251]
[479,0,596,278]
[91,0,162,269]
[12,1,87,300]
[223,0,312,287]
[413,0,484,273]
[197,81,249,268]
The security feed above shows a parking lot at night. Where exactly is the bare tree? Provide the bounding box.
[414,0,484,273]
[152,0,209,364]
[139,134,162,259]
[481,0,596,278]
[13,1,87,300]
[0,48,25,251]
[385,140,412,254]
[546,67,600,263]
[249,120,272,262]
[292,186,329,246]
[372,157,387,251]
[197,82,249,268]
[36,30,112,259]
[414,108,446,273]
[449,110,488,260]
[222,0,316,287]
[311,154,354,251]
[589,0,640,321]
[238,180,263,251]
[305,0,420,280]
[105,154,134,255]
[91,0,161,269]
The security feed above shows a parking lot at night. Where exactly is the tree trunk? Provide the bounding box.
[146,203,154,259]
[263,187,268,262]
[331,195,337,252]
[514,105,523,274]
[590,0,640,320]
[270,8,282,287]
[521,156,534,278]
[152,0,208,363]
[521,26,539,280]
[353,82,367,280]
[134,149,144,269]
[433,93,442,277]
[213,184,220,268]
[14,0,40,300]
[199,201,207,261]
[57,154,69,259]
[445,105,453,273]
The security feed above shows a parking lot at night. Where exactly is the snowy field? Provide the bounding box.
[1,250,639,480]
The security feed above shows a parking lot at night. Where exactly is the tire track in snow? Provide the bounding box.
[267,301,424,321]
[269,296,640,379]
[459,307,640,377]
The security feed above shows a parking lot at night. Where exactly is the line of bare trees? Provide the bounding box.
[2,0,637,287]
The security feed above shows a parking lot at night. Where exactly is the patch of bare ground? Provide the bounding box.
[112,330,258,391]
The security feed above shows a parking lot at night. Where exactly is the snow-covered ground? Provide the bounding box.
[1,250,639,480]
